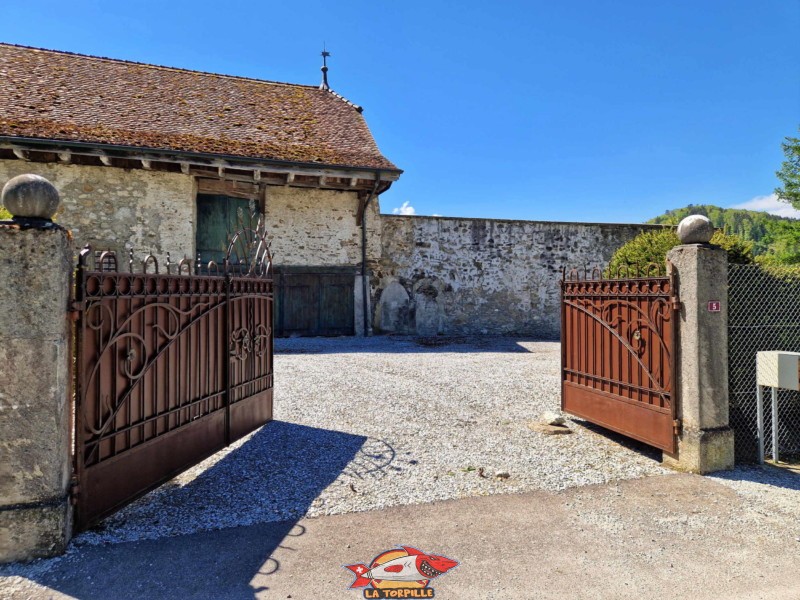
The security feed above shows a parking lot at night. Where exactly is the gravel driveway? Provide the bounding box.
[6,337,800,600]
[72,336,668,545]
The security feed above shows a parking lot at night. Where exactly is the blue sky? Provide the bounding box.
[2,1,798,223]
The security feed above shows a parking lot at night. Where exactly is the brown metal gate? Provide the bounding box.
[560,265,679,453]
[72,220,273,531]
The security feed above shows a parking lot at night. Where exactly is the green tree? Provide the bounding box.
[648,203,800,261]
[756,219,800,264]
[775,128,800,209]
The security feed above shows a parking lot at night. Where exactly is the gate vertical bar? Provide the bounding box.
[560,269,566,411]
[224,264,232,445]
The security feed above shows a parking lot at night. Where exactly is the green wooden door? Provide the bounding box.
[196,194,254,265]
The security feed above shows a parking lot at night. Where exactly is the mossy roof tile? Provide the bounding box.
[0,44,399,171]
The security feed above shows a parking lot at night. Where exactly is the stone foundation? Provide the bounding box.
[664,428,735,473]
[0,501,72,562]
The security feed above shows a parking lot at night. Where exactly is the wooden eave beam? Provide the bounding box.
[0,142,400,188]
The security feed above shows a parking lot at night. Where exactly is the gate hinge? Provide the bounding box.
[68,476,80,506]
[68,301,82,322]
[673,419,682,436]
[670,297,682,311]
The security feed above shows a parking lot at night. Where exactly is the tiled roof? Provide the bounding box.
[0,44,399,171]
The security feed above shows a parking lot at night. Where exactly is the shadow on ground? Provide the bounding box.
[275,335,552,355]
[568,418,664,462]
[18,520,309,599]
[710,463,800,491]
[2,421,375,599]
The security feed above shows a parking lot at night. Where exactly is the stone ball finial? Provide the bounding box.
[1,174,61,220]
[676,214,714,244]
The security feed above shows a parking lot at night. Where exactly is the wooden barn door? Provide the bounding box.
[274,268,355,336]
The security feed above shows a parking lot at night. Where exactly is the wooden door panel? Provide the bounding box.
[282,275,319,334]
[319,275,354,335]
[274,269,355,337]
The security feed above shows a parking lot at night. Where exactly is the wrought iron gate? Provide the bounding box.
[560,265,679,453]
[72,220,273,531]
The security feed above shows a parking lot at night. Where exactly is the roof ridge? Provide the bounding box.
[0,42,321,91]
[325,88,363,113]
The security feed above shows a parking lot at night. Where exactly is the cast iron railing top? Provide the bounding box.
[562,262,668,282]
[79,212,273,277]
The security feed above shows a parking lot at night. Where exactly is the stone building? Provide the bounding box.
[0,43,662,338]
[0,43,401,336]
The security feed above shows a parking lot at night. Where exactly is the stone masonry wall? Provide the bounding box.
[0,160,195,264]
[0,161,382,270]
[265,186,381,267]
[376,215,665,338]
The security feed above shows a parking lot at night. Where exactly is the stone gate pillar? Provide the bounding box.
[0,174,73,563]
[664,215,734,473]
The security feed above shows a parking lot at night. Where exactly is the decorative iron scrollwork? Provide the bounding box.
[229,328,253,361]
[81,299,211,440]
[225,209,273,277]
[229,324,271,361]
[253,325,271,358]
[565,295,672,395]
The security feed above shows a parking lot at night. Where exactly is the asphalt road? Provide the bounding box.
[2,471,799,600]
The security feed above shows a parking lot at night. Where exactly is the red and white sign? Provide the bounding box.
[708,301,721,312]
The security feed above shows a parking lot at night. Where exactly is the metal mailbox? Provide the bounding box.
[756,351,800,390]
[755,351,800,463]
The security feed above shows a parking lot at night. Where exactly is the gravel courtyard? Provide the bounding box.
[5,337,800,600]
[74,336,669,544]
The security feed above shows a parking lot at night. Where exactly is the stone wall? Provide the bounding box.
[375,215,665,338]
[265,186,381,267]
[0,160,195,263]
[0,161,381,269]
[0,161,665,340]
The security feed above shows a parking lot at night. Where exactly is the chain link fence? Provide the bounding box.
[729,264,800,462]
